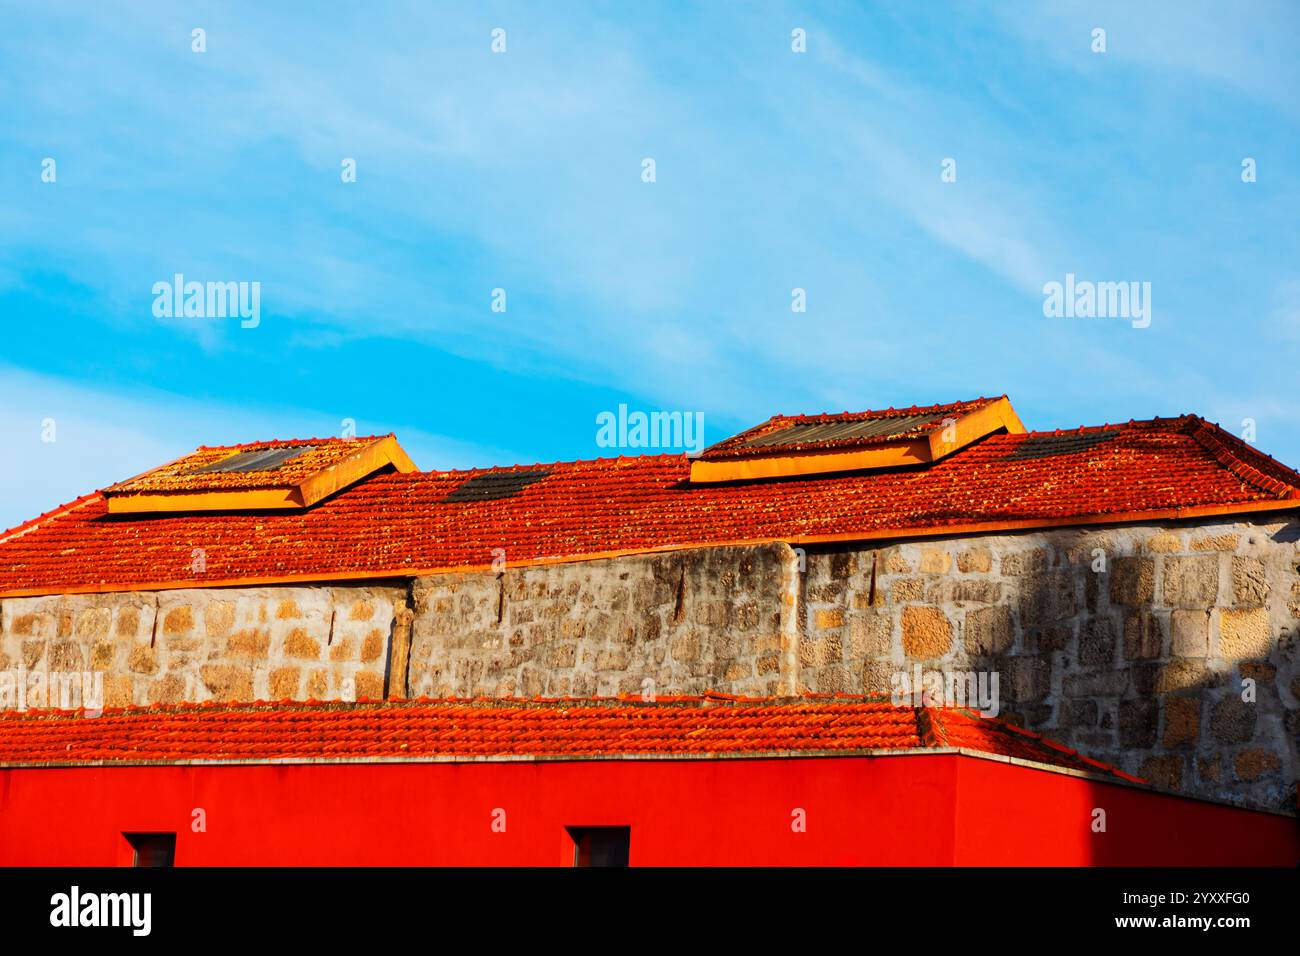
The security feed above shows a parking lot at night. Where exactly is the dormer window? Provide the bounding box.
[103,435,417,514]
[689,396,1025,483]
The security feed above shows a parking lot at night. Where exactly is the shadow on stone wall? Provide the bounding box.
[797,515,1300,814]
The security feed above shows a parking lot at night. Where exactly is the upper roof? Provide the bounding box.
[0,695,1141,780]
[1,400,1298,596]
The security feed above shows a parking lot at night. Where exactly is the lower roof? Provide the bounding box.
[1,414,1298,596]
[0,694,1140,781]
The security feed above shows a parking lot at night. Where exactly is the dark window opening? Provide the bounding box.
[192,446,315,474]
[124,832,176,867]
[567,826,630,867]
[441,469,551,503]
[1003,431,1118,460]
[741,413,936,448]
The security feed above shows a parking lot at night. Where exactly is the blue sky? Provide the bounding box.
[1,1,1298,529]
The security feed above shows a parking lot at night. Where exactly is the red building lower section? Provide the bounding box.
[1,753,1294,866]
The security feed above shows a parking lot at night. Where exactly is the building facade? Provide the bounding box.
[2,396,1298,847]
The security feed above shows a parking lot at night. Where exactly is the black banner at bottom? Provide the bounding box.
[0,867,1294,941]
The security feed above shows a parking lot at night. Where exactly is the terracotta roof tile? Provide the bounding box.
[0,696,1141,779]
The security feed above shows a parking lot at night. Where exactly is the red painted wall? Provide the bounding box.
[0,754,1293,866]
[952,757,1297,866]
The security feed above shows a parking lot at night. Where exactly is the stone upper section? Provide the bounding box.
[2,402,1299,596]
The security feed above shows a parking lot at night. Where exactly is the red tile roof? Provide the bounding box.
[0,695,1142,780]
[1,412,1298,596]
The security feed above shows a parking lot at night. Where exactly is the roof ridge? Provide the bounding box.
[1017,421,1123,438]
[775,396,995,425]
[195,434,392,451]
[1013,415,1201,439]
[1185,417,1300,499]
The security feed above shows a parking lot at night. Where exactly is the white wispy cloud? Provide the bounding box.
[987,0,1300,118]
[0,0,1296,464]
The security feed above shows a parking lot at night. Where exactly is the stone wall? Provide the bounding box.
[407,518,1299,811]
[0,585,405,708]
[407,545,794,699]
[2,514,1297,811]
[796,517,1300,812]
